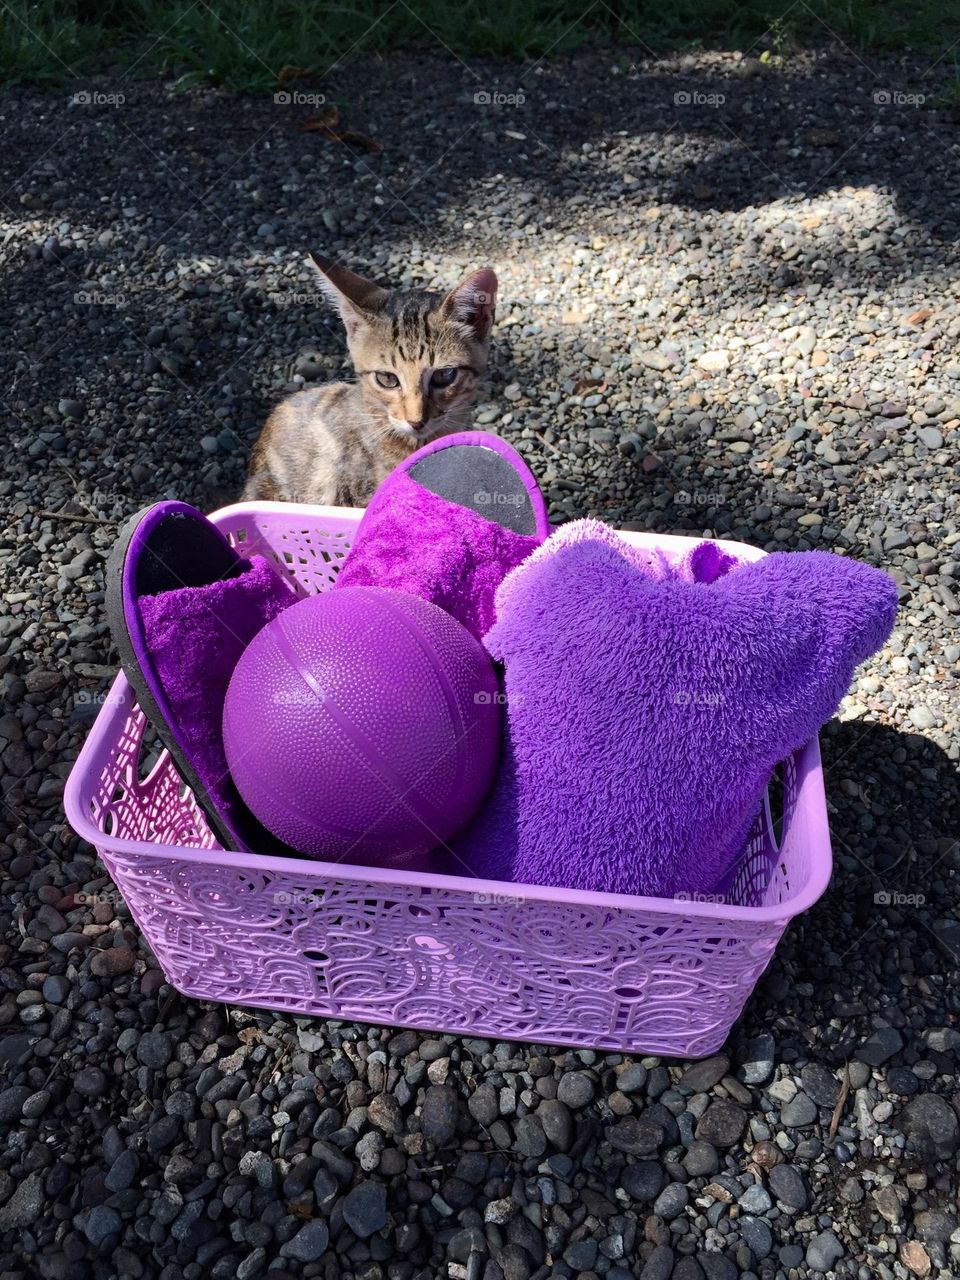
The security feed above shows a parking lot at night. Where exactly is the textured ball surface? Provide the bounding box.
[223,586,501,864]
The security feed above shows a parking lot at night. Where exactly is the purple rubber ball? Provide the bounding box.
[223,585,501,866]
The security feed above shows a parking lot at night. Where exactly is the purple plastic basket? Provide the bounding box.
[64,502,833,1058]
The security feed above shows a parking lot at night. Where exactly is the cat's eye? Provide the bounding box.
[431,366,458,388]
[374,371,399,389]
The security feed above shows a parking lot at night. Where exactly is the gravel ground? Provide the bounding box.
[1,44,959,1280]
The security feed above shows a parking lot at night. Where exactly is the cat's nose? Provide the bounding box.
[406,419,426,432]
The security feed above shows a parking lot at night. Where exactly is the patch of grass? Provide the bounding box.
[0,0,956,91]
[0,0,107,86]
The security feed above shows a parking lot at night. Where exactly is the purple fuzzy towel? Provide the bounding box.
[334,470,542,639]
[138,555,295,811]
[451,522,897,899]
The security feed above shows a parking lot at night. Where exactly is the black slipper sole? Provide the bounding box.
[105,502,292,855]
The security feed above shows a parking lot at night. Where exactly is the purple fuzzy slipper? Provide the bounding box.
[106,502,297,851]
[334,432,549,639]
[451,521,898,899]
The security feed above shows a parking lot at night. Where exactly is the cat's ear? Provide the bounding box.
[442,268,498,340]
[308,253,389,338]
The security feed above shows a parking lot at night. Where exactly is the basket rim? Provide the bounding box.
[64,504,834,927]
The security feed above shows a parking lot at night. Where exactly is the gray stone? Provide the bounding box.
[615,1063,647,1093]
[280,1219,330,1260]
[283,1156,320,1198]
[147,1113,181,1153]
[153,1185,183,1225]
[678,1055,730,1093]
[739,1033,775,1084]
[873,1184,904,1224]
[672,1259,706,1280]
[886,1066,919,1095]
[564,1239,599,1269]
[806,1230,845,1271]
[89,945,135,976]
[768,1162,808,1210]
[137,1032,173,1069]
[739,1215,773,1260]
[421,1084,458,1146]
[638,1244,674,1280]
[683,1140,719,1177]
[607,1115,663,1155]
[514,1112,547,1159]
[21,1090,51,1119]
[698,1255,738,1280]
[917,426,943,448]
[694,1103,746,1147]
[84,1205,121,1248]
[238,1150,274,1186]
[895,1093,960,1159]
[800,1062,840,1107]
[73,1067,106,1097]
[781,1092,817,1127]
[619,1160,663,1202]
[237,1248,267,1280]
[105,1148,138,1192]
[738,1183,772,1213]
[923,1026,960,1053]
[847,1061,872,1089]
[653,1182,689,1218]
[42,974,72,1004]
[468,1081,498,1127]
[557,1071,595,1108]
[914,1209,957,1242]
[855,1026,903,1066]
[0,1171,44,1229]
[314,1139,353,1183]
[342,1180,387,1237]
[537,1098,573,1151]
[0,1086,31,1122]
[0,1034,32,1068]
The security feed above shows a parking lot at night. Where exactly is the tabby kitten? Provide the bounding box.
[244,254,498,506]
